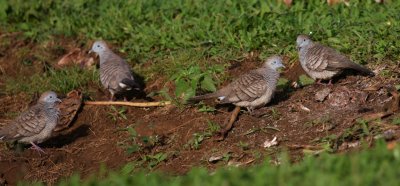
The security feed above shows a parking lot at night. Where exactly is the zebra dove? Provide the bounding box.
[296,34,374,84]
[0,91,61,153]
[189,56,285,112]
[90,41,141,101]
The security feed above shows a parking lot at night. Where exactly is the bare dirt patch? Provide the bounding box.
[1,36,399,185]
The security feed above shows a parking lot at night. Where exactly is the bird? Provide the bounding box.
[296,34,374,84]
[90,40,142,101]
[189,56,285,112]
[0,91,61,153]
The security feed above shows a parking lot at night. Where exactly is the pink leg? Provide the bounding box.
[30,142,46,154]
[328,79,333,86]
[109,93,115,101]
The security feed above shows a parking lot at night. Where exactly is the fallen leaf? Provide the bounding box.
[54,90,83,132]
[57,48,95,69]
[299,104,311,112]
[263,136,278,148]
[208,155,224,163]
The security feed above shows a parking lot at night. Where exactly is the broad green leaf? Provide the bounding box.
[200,75,216,92]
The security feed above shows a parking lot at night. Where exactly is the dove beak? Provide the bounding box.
[296,46,301,51]
[56,98,62,103]
[88,49,93,54]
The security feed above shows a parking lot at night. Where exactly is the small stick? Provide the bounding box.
[84,101,171,107]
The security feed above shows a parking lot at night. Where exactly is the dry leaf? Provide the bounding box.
[263,136,278,148]
[57,48,95,69]
[54,90,83,132]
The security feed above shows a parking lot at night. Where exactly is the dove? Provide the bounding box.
[296,34,374,84]
[90,41,141,101]
[0,91,61,153]
[189,56,285,112]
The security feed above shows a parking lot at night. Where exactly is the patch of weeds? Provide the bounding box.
[330,119,377,150]
[117,126,141,155]
[305,115,332,128]
[222,152,232,162]
[356,119,370,136]
[251,150,262,161]
[380,69,395,78]
[107,106,128,122]
[5,67,99,95]
[313,134,338,144]
[139,135,162,149]
[270,108,281,120]
[277,78,290,90]
[186,132,210,150]
[117,126,163,155]
[206,120,220,133]
[185,120,220,150]
[303,142,334,156]
[156,88,180,105]
[395,85,400,91]
[170,64,224,102]
[137,153,168,169]
[197,103,216,113]
[298,75,315,87]
[392,117,400,125]
[237,141,250,151]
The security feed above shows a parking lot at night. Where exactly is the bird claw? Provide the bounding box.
[214,130,228,141]
[109,95,115,101]
[29,142,46,154]
[316,79,333,86]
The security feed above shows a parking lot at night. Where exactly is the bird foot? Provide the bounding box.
[316,79,333,86]
[327,80,333,86]
[316,79,324,85]
[29,142,46,154]
[214,106,241,141]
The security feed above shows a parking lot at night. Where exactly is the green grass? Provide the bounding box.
[2,0,400,97]
[20,141,400,186]
[2,0,400,62]
[5,67,99,95]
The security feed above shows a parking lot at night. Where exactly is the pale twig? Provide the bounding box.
[84,101,171,107]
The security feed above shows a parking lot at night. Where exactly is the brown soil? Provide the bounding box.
[1,35,400,185]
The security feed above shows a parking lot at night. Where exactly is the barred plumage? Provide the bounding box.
[91,41,141,100]
[0,91,60,151]
[189,56,284,112]
[297,35,374,82]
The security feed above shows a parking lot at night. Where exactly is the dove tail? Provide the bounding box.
[188,92,222,102]
[120,78,142,91]
[350,63,375,77]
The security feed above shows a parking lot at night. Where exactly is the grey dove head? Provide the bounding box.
[296,34,313,51]
[39,91,61,104]
[90,40,109,55]
[263,56,285,70]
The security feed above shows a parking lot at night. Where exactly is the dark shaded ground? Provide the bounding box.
[1,35,400,185]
